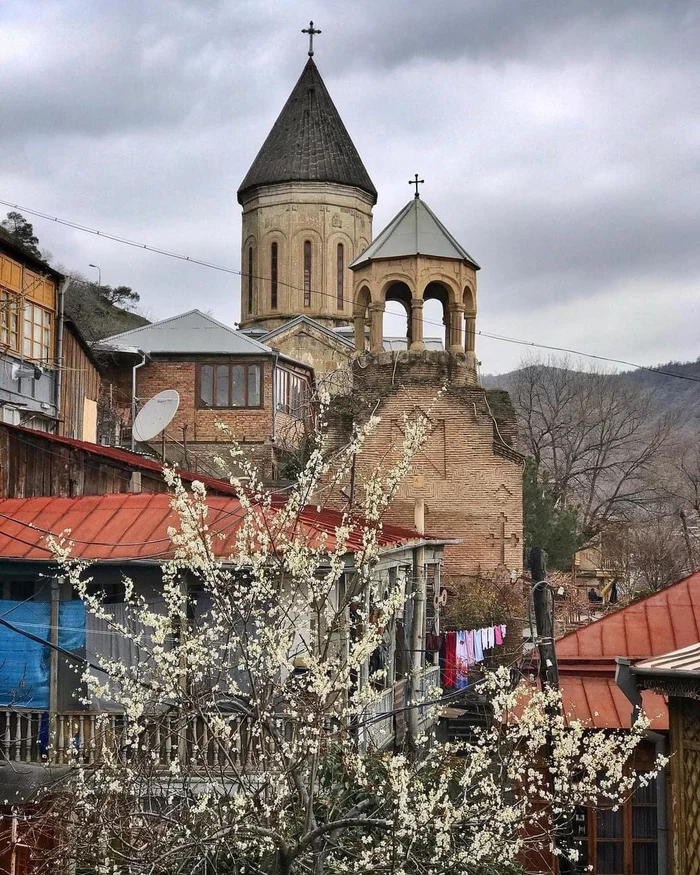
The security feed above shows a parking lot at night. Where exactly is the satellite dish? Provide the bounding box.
[133,390,180,442]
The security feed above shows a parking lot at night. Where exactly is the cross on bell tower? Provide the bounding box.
[409,173,425,199]
[302,21,322,57]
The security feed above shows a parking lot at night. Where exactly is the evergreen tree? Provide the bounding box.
[523,457,584,569]
[1,211,43,259]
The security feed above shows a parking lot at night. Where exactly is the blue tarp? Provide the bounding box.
[0,600,86,709]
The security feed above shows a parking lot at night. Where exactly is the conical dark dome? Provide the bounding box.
[237,58,377,203]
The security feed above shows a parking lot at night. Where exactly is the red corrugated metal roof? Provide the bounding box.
[3,423,240,496]
[547,572,700,729]
[0,493,431,562]
[556,571,700,660]
[558,676,667,730]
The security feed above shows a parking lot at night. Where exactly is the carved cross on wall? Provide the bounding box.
[486,512,520,565]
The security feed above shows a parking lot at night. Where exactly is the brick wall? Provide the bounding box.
[326,351,524,584]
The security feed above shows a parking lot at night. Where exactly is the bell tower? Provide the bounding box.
[237,26,377,331]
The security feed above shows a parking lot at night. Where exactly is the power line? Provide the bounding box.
[3,198,699,384]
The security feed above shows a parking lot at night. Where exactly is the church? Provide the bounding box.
[235,32,524,590]
[98,29,523,592]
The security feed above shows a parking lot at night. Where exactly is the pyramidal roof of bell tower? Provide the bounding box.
[350,196,480,270]
[237,57,377,204]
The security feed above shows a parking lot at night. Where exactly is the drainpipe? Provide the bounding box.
[409,500,426,740]
[615,659,669,875]
[131,351,147,451]
[54,277,70,433]
[272,352,279,443]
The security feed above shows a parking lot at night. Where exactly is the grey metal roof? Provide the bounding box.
[350,197,480,270]
[237,58,377,203]
[381,336,444,351]
[97,310,273,355]
[633,642,700,677]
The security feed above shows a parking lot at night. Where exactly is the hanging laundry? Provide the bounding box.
[466,629,475,665]
[473,628,484,662]
[455,631,469,689]
[481,627,489,651]
[494,625,503,646]
[486,626,495,649]
[442,631,457,687]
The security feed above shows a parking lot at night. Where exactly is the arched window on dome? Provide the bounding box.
[336,243,344,310]
[270,242,278,310]
[303,240,312,307]
[247,246,254,314]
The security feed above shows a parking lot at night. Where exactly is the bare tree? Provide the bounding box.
[510,356,678,537]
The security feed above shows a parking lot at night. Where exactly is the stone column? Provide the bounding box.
[368,302,385,355]
[465,315,476,354]
[354,314,366,353]
[448,304,465,353]
[409,298,425,351]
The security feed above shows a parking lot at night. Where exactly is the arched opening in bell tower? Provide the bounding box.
[384,281,412,350]
[424,281,452,350]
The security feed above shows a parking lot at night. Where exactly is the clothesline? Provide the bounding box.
[440,624,507,689]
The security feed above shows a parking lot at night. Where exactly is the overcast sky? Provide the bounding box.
[1,0,698,373]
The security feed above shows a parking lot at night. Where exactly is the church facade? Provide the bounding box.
[236,48,524,590]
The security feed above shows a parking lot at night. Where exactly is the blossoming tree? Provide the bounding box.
[30,407,657,874]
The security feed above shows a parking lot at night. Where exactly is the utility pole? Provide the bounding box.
[529,547,575,874]
[529,547,559,692]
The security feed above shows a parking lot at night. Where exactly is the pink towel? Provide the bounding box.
[494,625,503,646]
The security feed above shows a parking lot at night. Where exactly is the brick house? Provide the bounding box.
[96,309,314,480]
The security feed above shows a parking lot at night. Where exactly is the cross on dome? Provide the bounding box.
[302,21,321,57]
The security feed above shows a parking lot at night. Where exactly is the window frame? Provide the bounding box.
[21,299,53,363]
[275,366,311,420]
[0,288,21,354]
[196,361,265,410]
[303,240,312,307]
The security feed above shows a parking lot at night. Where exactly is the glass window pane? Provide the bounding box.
[247,365,261,407]
[597,842,624,874]
[216,365,229,406]
[633,842,658,875]
[199,366,213,406]
[33,323,42,343]
[23,338,31,356]
[597,808,623,838]
[632,806,657,839]
[231,365,245,406]
[633,780,657,805]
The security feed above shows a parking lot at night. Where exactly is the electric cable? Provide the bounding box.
[3,198,699,384]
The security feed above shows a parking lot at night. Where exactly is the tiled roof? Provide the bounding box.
[350,197,479,270]
[238,58,376,202]
[0,493,435,563]
[556,571,700,661]
[97,310,272,356]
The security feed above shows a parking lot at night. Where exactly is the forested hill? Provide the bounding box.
[65,280,149,342]
[482,357,700,419]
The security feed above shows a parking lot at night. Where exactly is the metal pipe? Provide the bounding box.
[54,277,70,432]
[131,351,148,451]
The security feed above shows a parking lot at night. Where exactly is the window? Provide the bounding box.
[303,240,312,307]
[22,301,52,362]
[198,363,263,408]
[336,243,344,309]
[575,776,659,875]
[275,367,309,419]
[247,246,254,313]
[270,242,278,309]
[0,289,20,353]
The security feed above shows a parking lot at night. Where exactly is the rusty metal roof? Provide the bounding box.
[0,493,431,563]
[558,676,668,730]
[3,422,240,496]
[556,571,700,661]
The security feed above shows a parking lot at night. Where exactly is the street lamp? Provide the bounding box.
[88,263,101,287]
